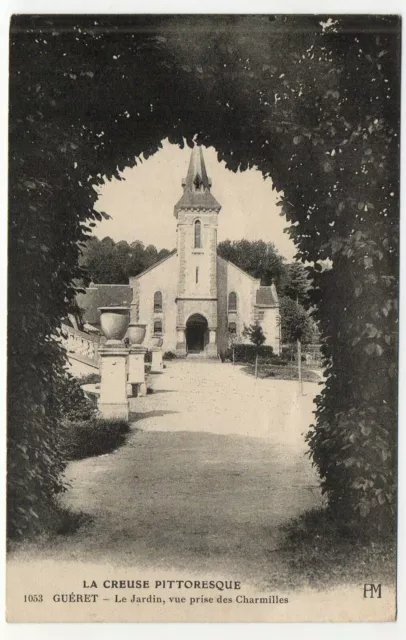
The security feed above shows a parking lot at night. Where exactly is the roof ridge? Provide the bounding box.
[92,284,132,288]
[130,249,176,280]
[217,254,260,282]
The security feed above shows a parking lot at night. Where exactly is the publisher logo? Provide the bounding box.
[363,584,382,598]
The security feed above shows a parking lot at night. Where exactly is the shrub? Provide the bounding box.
[54,374,97,423]
[77,372,101,385]
[163,351,177,360]
[281,345,295,360]
[63,418,130,460]
[232,343,274,363]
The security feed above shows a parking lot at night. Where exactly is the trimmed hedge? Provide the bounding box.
[229,343,274,364]
[8,15,399,540]
[63,418,130,460]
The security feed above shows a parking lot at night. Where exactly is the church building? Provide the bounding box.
[77,146,280,357]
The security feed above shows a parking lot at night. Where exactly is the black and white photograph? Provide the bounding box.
[6,10,400,623]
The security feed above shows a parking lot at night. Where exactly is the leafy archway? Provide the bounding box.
[9,15,399,538]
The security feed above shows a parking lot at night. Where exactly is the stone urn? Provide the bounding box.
[151,335,163,348]
[98,306,130,345]
[127,323,147,345]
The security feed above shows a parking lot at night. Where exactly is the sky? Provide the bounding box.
[94,139,297,261]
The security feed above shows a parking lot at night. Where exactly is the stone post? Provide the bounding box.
[128,344,147,389]
[175,328,187,357]
[98,345,129,420]
[128,345,147,410]
[151,347,163,373]
[206,329,218,359]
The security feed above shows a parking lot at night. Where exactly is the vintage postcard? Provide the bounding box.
[7,13,400,623]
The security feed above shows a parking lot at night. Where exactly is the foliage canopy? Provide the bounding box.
[279,296,317,344]
[79,236,171,284]
[218,239,285,287]
[242,322,267,350]
[9,14,399,538]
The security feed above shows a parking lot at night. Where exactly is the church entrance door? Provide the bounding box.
[186,314,208,354]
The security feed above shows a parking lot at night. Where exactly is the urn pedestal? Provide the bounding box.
[126,325,147,409]
[151,347,163,373]
[97,306,130,419]
[98,346,129,420]
[128,345,147,383]
[128,345,147,406]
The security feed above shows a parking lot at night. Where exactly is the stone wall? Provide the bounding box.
[129,250,280,357]
[129,253,178,352]
[176,298,218,329]
[216,256,262,353]
[130,278,141,323]
[176,210,218,300]
[254,306,281,355]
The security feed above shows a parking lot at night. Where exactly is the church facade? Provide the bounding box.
[78,146,280,357]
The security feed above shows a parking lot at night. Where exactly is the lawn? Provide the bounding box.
[266,507,396,591]
[240,362,322,383]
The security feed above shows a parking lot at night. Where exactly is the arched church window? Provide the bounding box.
[194,220,201,248]
[153,291,162,312]
[154,320,163,334]
[228,322,237,334]
[228,292,237,312]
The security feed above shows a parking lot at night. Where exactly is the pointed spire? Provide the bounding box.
[184,145,211,191]
[174,145,221,215]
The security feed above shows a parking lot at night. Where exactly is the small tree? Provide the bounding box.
[279,296,317,346]
[242,322,266,378]
[280,262,311,306]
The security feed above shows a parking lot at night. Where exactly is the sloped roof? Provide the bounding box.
[217,255,260,282]
[76,285,133,325]
[255,285,278,306]
[174,145,221,214]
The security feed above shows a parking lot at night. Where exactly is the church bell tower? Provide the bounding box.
[174,145,221,357]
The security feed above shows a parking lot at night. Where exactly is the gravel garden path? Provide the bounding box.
[12,360,323,589]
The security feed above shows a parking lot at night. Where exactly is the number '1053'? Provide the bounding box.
[24,594,43,602]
